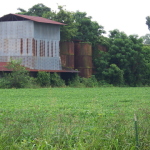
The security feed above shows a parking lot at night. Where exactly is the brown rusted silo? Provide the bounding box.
[60,41,74,69]
[74,43,92,78]
[97,44,107,52]
[92,44,108,75]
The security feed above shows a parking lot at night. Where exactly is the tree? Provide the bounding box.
[17,3,51,17]
[17,4,105,42]
[42,5,79,41]
[102,64,124,86]
[52,6,78,41]
[74,11,105,43]
[17,4,78,41]
[43,6,105,42]
[146,16,150,30]
[141,34,150,44]
[73,11,105,45]
[141,45,150,84]
[94,50,110,80]
[108,30,144,85]
[94,29,148,86]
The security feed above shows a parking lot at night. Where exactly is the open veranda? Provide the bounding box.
[0,87,150,150]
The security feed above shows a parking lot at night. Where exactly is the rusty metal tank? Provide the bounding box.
[74,43,92,78]
[60,41,74,69]
[97,44,107,52]
[93,44,107,58]
[92,44,108,75]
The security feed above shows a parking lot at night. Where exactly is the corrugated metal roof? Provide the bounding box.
[29,69,79,73]
[0,13,66,25]
[0,62,11,71]
[0,62,78,73]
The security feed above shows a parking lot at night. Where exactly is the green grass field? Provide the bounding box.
[0,87,150,150]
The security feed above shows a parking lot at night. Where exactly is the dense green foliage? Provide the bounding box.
[51,6,78,41]
[17,5,105,43]
[50,72,65,87]
[36,71,50,87]
[146,16,150,30]
[94,29,150,86]
[73,11,105,44]
[141,45,150,84]
[102,64,124,86]
[43,6,105,42]
[0,87,150,149]
[43,6,79,41]
[0,59,32,88]
[68,74,98,87]
[141,34,150,44]
[17,3,51,17]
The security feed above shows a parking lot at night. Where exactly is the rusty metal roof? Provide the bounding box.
[0,13,66,25]
[0,62,11,71]
[0,62,78,73]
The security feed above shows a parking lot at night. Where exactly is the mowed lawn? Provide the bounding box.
[0,87,150,150]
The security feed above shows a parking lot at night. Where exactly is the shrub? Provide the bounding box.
[102,64,124,86]
[50,73,65,87]
[81,75,99,87]
[37,71,50,87]
[68,74,99,88]
[68,74,84,87]
[0,77,11,88]
[98,80,114,87]
[0,59,32,88]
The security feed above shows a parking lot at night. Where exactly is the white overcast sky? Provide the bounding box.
[0,0,150,37]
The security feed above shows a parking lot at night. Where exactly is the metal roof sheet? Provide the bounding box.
[0,13,66,25]
[0,62,11,71]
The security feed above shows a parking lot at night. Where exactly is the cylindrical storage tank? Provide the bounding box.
[60,41,74,69]
[74,43,92,78]
[92,44,108,75]
[93,44,107,58]
[97,44,107,52]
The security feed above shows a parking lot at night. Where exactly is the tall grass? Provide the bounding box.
[0,87,150,149]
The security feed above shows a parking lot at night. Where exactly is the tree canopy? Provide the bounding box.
[146,16,150,30]
[73,11,105,44]
[141,34,150,44]
[17,4,105,42]
[94,29,149,86]
[43,6,79,41]
[17,3,51,17]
